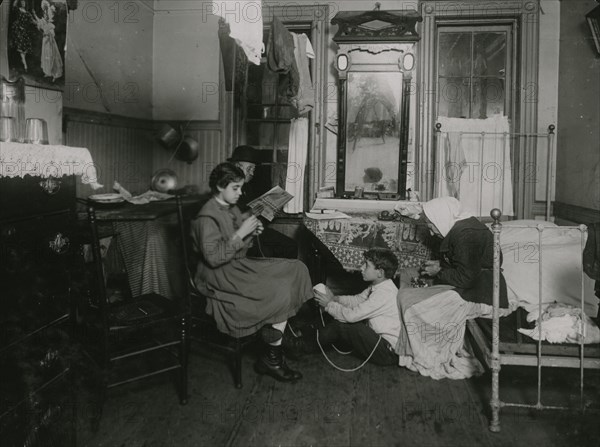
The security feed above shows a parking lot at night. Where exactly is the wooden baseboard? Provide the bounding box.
[553,201,600,225]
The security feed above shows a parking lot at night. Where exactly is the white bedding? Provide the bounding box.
[395,220,599,380]
[498,220,598,318]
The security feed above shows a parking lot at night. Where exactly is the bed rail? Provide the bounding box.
[486,208,598,433]
[434,124,556,219]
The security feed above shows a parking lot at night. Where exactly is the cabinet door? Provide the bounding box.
[0,212,77,345]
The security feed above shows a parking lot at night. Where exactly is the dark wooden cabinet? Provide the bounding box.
[0,175,78,447]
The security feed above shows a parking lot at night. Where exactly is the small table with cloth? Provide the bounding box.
[84,195,203,301]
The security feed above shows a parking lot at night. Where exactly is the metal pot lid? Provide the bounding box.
[151,168,178,193]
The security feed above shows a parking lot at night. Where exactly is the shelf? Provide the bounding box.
[245,119,293,123]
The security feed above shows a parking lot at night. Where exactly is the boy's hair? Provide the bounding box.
[209,162,245,194]
[363,248,398,279]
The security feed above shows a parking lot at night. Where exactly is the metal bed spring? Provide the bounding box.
[467,209,600,432]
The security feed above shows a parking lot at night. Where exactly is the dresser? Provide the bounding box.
[0,143,98,447]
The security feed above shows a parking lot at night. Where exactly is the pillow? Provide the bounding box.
[499,223,598,318]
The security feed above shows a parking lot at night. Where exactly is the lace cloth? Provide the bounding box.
[0,142,102,189]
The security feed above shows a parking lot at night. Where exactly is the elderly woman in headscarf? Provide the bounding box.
[393,197,509,379]
[398,196,508,308]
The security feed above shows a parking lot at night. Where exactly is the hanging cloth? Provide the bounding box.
[435,115,514,216]
[290,33,315,116]
[266,16,299,102]
[213,1,263,65]
[284,117,309,213]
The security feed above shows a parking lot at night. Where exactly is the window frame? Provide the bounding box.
[435,23,514,120]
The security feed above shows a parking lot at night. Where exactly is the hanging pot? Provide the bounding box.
[156,124,181,149]
[175,136,199,164]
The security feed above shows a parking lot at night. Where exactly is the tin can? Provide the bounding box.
[354,186,364,198]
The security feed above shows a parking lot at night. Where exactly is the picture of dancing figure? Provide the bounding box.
[33,0,64,82]
[7,0,68,91]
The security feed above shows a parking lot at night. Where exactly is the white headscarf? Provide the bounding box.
[422,197,474,237]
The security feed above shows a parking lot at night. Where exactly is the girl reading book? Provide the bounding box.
[190,162,314,382]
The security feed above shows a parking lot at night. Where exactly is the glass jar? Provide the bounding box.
[1,77,26,143]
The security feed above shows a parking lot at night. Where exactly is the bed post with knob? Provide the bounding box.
[489,208,502,432]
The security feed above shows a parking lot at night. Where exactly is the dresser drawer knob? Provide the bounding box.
[39,177,61,195]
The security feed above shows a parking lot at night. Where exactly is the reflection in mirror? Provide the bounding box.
[344,71,403,194]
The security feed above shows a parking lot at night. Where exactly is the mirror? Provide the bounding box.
[345,71,403,194]
[331,10,421,200]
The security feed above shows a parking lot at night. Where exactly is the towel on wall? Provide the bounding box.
[436,115,514,216]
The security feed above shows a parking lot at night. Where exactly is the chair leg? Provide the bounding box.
[180,316,189,405]
[233,339,243,389]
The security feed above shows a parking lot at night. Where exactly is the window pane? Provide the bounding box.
[261,66,278,104]
[275,123,290,151]
[473,32,507,76]
[438,77,470,118]
[472,78,505,118]
[246,122,274,148]
[438,33,471,77]
[246,64,264,104]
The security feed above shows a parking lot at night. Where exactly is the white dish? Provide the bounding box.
[89,193,123,201]
[93,198,125,204]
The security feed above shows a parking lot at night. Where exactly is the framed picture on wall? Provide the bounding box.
[7,0,68,91]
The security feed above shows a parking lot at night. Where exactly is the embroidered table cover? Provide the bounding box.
[0,141,102,188]
[303,213,432,272]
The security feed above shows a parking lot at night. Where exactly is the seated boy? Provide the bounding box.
[313,248,400,366]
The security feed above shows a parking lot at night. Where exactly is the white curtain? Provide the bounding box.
[436,115,514,216]
[284,117,308,213]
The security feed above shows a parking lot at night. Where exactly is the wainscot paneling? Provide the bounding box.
[64,110,224,197]
[64,108,155,197]
[152,121,223,194]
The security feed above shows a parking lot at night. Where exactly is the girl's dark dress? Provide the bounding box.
[190,197,313,337]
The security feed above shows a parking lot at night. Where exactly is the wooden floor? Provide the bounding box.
[78,270,600,446]
[78,347,600,447]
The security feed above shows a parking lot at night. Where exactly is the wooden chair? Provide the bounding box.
[77,202,188,423]
[176,196,256,389]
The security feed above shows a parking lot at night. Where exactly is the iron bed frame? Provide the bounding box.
[467,209,600,432]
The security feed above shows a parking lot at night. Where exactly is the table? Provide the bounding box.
[87,196,203,300]
[303,212,432,273]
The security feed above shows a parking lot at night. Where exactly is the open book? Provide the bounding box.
[247,186,293,221]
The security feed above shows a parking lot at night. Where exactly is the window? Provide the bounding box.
[436,25,512,119]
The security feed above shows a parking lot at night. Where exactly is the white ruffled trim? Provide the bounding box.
[0,142,103,189]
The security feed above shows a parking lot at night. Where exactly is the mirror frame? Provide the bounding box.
[331,10,422,200]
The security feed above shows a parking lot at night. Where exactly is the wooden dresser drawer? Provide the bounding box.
[0,176,76,221]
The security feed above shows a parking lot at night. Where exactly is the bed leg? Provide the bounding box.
[490,357,501,432]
